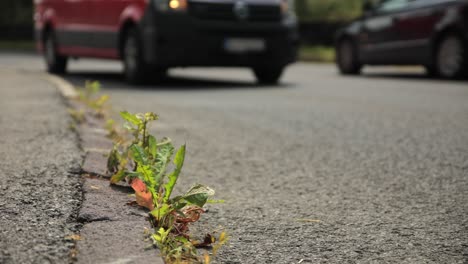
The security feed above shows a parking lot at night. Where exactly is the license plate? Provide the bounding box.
[224,38,266,53]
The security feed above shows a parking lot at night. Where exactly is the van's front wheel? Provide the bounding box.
[253,66,284,85]
[44,30,67,74]
[123,27,148,84]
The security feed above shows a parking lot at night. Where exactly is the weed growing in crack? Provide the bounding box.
[76,81,110,118]
[68,109,86,124]
[108,111,227,263]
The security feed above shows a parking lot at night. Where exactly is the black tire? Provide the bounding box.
[424,64,437,78]
[148,68,168,82]
[336,39,362,75]
[44,30,67,74]
[253,66,284,85]
[434,33,467,79]
[122,27,149,84]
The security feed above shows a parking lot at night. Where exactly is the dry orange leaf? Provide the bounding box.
[131,178,154,210]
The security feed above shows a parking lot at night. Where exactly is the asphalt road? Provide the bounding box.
[1,52,467,263]
[0,67,83,263]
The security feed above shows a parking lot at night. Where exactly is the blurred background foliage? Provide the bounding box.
[296,0,364,22]
[0,0,33,26]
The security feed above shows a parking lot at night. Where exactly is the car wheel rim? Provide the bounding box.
[124,37,138,74]
[340,42,353,70]
[438,37,463,77]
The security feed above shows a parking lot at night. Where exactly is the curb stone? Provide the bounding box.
[43,74,79,99]
[44,73,164,264]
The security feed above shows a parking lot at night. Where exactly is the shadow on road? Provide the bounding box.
[361,71,468,84]
[62,71,293,91]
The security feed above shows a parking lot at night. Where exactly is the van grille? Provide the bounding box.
[188,2,282,22]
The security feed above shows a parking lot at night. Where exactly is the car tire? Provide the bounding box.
[424,64,437,78]
[149,68,168,82]
[336,39,362,75]
[253,66,284,85]
[123,27,149,84]
[435,33,467,79]
[44,30,67,74]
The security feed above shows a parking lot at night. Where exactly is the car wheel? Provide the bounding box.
[337,39,362,75]
[424,64,437,78]
[435,34,467,79]
[123,27,148,84]
[253,66,284,85]
[44,30,67,74]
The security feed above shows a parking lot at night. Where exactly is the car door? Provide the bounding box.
[391,0,450,64]
[58,0,92,50]
[360,0,411,64]
[89,0,131,57]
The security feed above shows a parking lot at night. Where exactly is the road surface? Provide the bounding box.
[1,52,467,263]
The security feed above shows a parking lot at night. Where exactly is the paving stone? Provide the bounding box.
[82,150,110,177]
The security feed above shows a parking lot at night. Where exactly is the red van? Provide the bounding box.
[34,0,299,84]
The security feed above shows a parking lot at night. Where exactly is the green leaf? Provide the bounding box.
[182,184,215,207]
[174,236,189,244]
[120,111,142,126]
[135,113,145,123]
[123,122,135,131]
[130,144,148,165]
[106,147,121,174]
[153,142,174,189]
[206,199,225,204]
[163,145,186,202]
[126,171,142,180]
[150,204,172,221]
[88,80,101,94]
[137,165,156,190]
[152,227,170,244]
[184,184,215,197]
[148,135,158,159]
[110,170,126,184]
[184,193,209,208]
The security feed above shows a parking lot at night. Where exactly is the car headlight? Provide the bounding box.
[154,0,187,12]
[280,0,295,15]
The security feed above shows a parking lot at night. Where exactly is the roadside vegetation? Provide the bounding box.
[108,111,227,263]
[73,81,226,263]
[299,45,335,63]
[296,0,364,22]
[0,41,34,51]
[296,0,364,63]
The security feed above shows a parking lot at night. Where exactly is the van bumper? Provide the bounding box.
[141,13,299,68]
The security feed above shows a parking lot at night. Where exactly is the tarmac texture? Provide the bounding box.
[0,69,83,264]
[95,66,468,264]
[0,52,467,263]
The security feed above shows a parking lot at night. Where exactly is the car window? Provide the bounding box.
[409,0,459,9]
[376,0,410,13]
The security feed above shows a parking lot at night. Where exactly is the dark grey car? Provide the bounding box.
[335,0,468,79]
